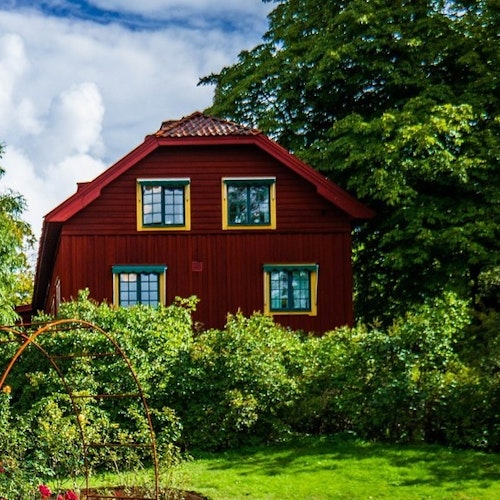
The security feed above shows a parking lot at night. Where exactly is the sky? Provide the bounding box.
[0,0,273,241]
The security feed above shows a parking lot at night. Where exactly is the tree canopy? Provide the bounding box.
[0,144,34,323]
[202,0,500,322]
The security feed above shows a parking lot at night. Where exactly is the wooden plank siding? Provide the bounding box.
[62,146,350,235]
[51,232,352,332]
[47,143,356,332]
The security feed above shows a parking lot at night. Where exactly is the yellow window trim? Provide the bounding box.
[222,177,276,230]
[112,268,166,307]
[263,264,318,316]
[136,179,191,231]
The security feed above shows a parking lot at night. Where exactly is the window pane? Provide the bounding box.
[291,270,311,309]
[227,183,271,225]
[228,185,248,224]
[142,184,186,227]
[164,187,185,225]
[143,186,163,225]
[120,273,138,306]
[118,272,160,307]
[270,271,290,310]
[269,269,311,311]
[139,273,159,306]
[249,186,270,224]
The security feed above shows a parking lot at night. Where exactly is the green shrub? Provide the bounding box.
[288,325,419,440]
[26,395,83,479]
[167,312,304,449]
[0,392,38,499]
[423,367,500,450]
[2,284,500,496]
[0,291,193,489]
[289,292,474,444]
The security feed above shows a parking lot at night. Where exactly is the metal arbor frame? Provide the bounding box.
[0,319,159,500]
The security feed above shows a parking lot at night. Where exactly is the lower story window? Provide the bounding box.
[263,264,318,316]
[112,265,167,307]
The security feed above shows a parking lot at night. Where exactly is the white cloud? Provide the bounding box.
[33,82,105,166]
[0,33,41,136]
[0,2,271,240]
[45,154,106,195]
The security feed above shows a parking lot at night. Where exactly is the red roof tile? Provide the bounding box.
[154,111,261,138]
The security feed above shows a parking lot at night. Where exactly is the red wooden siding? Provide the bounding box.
[46,143,356,332]
[62,145,349,235]
[51,232,352,332]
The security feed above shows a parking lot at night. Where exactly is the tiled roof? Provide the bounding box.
[154,111,261,138]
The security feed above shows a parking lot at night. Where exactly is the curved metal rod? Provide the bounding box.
[0,319,159,500]
[0,325,31,388]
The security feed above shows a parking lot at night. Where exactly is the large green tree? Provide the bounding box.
[0,145,34,323]
[202,0,500,322]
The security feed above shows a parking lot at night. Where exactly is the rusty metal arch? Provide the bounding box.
[0,319,159,500]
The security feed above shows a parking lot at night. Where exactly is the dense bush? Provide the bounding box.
[0,392,37,499]
[289,293,472,443]
[165,312,304,449]
[0,291,192,493]
[292,295,500,451]
[1,288,500,493]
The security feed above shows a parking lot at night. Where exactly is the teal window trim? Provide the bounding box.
[223,178,275,187]
[263,264,318,273]
[112,265,167,274]
[138,179,190,187]
[112,265,167,307]
[264,264,319,314]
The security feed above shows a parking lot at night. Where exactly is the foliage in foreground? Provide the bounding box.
[0,293,194,498]
[0,144,35,323]
[1,291,500,496]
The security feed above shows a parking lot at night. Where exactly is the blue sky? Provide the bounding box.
[7,0,267,31]
[0,0,273,239]
[12,0,154,28]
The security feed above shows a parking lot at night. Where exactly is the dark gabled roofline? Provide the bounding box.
[32,221,62,313]
[253,134,375,220]
[44,133,374,223]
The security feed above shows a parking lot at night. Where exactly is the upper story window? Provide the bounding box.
[263,264,318,316]
[137,179,191,231]
[222,178,276,230]
[112,265,167,307]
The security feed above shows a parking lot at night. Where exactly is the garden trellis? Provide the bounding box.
[0,319,159,500]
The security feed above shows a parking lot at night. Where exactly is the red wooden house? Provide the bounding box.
[31,112,374,332]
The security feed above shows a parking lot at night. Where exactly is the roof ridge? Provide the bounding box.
[154,111,261,138]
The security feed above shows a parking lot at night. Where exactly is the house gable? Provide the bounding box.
[32,112,374,330]
[44,112,374,224]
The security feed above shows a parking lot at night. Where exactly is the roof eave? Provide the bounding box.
[251,135,375,220]
[45,136,160,223]
[154,134,375,220]
[32,220,62,312]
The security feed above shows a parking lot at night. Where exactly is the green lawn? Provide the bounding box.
[170,435,500,499]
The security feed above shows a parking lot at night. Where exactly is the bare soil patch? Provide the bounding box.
[81,486,208,499]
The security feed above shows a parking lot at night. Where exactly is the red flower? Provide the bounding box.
[57,495,65,500]
[38,484,52,498]
[65,491,78,500]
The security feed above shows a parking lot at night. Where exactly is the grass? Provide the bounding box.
[169,435,500,499]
